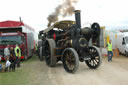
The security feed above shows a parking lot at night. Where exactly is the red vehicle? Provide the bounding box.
[0,20,35,60]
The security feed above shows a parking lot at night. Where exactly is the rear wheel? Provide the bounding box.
[85,46,102,69]
[24,51,28,60]
[62,48,79,73]
[44,39,56,67]
[125,51,128,57]
[39,46,44,61]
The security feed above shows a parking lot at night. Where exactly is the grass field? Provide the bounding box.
[0,55,38,85]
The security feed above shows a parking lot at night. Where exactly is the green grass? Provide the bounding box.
[0,55,38,85]
[0,69,28,85]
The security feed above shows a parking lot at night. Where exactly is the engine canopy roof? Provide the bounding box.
[44,20,75,33]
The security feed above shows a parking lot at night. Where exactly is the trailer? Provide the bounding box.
[0,20,35,60]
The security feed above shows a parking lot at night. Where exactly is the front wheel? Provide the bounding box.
[62,48,79,73]
[85,46,102,69]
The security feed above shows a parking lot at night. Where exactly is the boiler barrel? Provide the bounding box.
[81,27,92,35]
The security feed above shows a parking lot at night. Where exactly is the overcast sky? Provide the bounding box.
[0,0,128,32]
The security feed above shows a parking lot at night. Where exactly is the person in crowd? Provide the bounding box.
[4,57,11,72]
[10,47,14,62]
[107,39,113,62]
[10,47,16,71]
[35,44,38,55]
[15,44,21,67]
[4,45,10,61]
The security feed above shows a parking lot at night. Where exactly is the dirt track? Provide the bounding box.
[23,56,128,85]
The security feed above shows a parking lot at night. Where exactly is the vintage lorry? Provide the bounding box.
[0,20,35,60]
[38,10,102,73]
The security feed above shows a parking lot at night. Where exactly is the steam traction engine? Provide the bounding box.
[39,10,102,73]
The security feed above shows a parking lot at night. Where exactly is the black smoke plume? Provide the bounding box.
[47,0,78,27]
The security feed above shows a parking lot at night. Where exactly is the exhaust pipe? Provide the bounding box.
[74,10,81,29]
